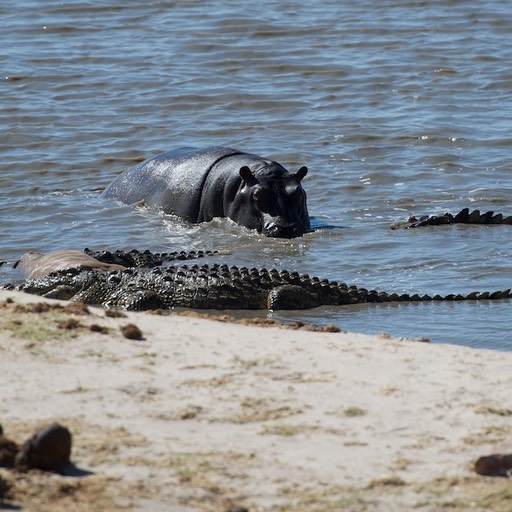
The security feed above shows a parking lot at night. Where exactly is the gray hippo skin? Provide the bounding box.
[103,147,310,238]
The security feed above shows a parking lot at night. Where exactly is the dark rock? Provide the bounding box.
[120,323,143,340]
[474,453,512,476]
[15,423,72,472]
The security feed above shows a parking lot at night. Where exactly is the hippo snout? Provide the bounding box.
[263,222,305,239]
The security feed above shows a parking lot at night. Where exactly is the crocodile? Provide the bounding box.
[82,248,218,267]
[7,259,511,311]
[12,248,217,280]
[391,208,512,229]
[4,208,511,311]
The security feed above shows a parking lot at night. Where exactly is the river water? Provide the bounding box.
[2,1,512,350]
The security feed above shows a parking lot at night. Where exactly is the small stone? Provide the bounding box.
[474,453,512,476]
[15,423,72,472]
[120,323,143,340]
[89,324,109,334]
[319,324,341,333]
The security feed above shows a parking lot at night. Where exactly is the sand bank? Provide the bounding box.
[1,289,511,511]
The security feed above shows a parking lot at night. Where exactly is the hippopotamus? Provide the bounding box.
[103,146,310,238]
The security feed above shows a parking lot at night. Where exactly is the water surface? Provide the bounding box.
[2,1,512,350]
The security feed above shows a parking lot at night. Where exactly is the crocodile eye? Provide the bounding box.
[108,274,121,285]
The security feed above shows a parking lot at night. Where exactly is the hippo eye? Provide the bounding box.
[286,186,306,211]
[286,185,303,200]
[252,187,267,205]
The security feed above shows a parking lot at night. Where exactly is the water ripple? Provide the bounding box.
[1,0,511,349]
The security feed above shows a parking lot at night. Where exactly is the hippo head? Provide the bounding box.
[230,164,310,238]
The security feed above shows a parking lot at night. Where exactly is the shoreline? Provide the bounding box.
[1,288,511,511]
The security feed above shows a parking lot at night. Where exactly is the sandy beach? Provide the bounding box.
[1,288,511,511]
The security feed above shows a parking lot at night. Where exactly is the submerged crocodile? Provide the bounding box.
[390,207,512,229]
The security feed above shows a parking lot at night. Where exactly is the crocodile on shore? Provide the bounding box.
[6,259,511,311]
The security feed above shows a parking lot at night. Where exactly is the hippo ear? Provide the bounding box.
[296,166,308,180]
[239,166,255,183]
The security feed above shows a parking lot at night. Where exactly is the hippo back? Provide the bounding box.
[103,147,242,222]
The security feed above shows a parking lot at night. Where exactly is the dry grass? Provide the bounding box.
[0,299,108,343]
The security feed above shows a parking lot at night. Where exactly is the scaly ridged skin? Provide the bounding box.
[83,248,217,267]
[390,208,512,229]
[9,263,512,311]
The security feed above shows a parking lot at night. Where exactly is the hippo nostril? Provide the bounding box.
[263,225,279,237]
[290,225,304,237]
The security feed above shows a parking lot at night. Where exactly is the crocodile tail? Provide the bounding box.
[336,285,512,305]
[450,208,512,225]
[391,208,512,229]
